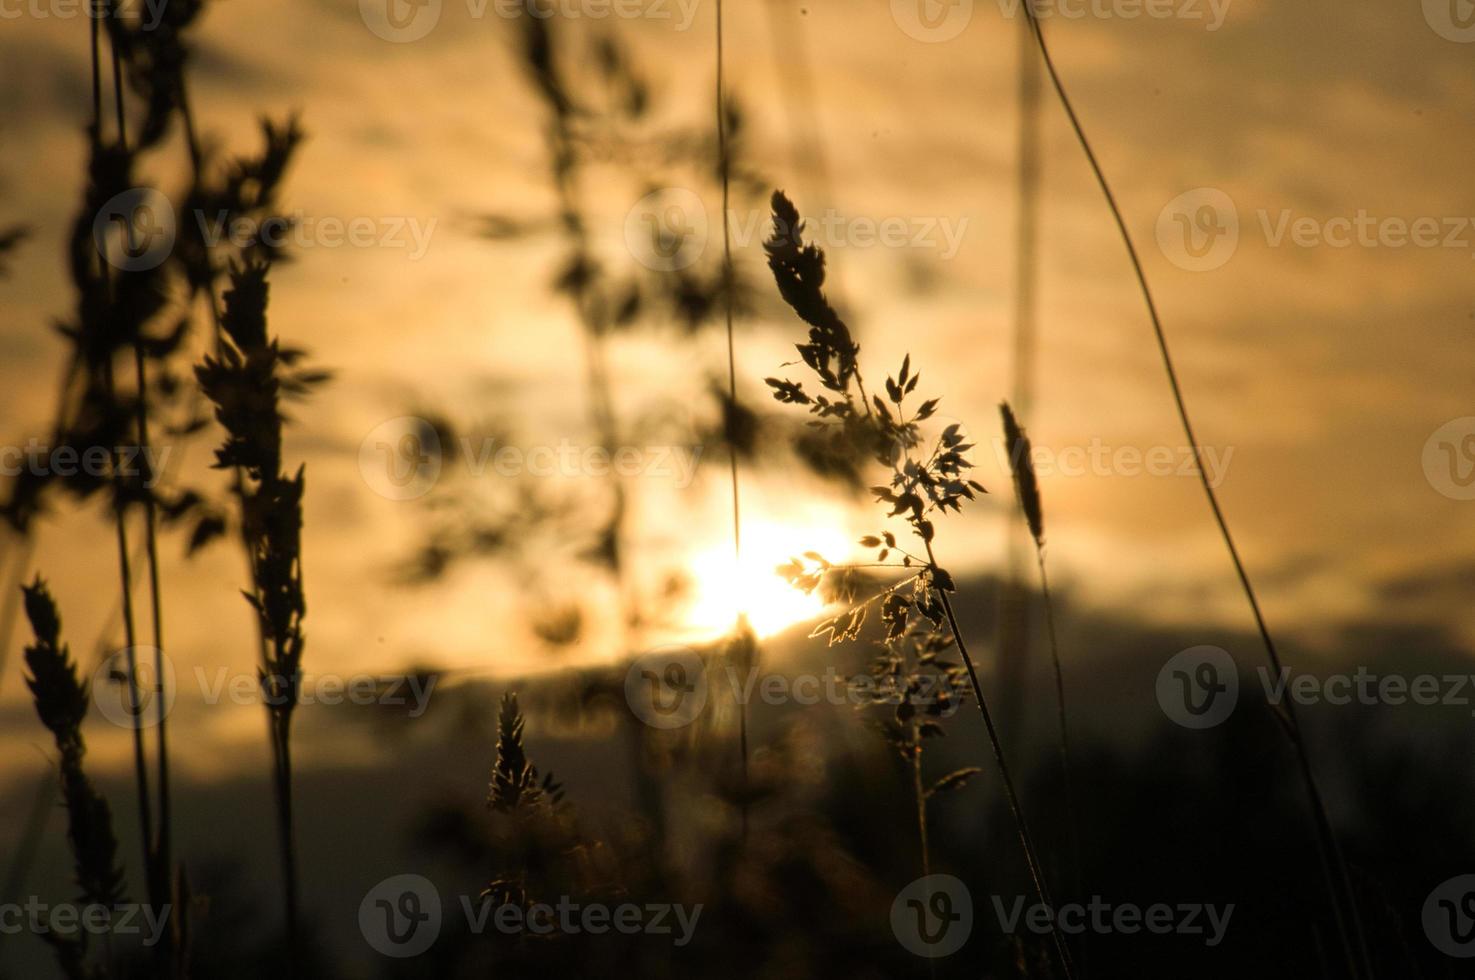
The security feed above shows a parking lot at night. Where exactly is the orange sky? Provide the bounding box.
[2,0,1474,779]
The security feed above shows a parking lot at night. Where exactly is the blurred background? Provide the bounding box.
[1,0,1474,976]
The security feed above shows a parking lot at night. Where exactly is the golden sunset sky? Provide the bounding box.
[2,0,1473,781]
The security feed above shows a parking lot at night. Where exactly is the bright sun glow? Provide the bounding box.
[683,519,857,639]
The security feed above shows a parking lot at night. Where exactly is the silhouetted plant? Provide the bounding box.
[1000,400,1083,952]
[1018,10,1369,975]
[195,259,313,961]
[859,603,977,882]
[763,189,1074,979]
[21,577,126,979]
[490,692,566,815]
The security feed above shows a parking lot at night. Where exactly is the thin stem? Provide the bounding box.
[911,734,936,980]
[105,24,173,970]
[923,542,1074,980]
[996,6,1043,745]
[88,16,160,948]
[272,719,301,969]
[716,0,739,571]
[910,732,931,878]
[89,13,102,138]
[715,0,750,844]
[1017,9,1370,977]
[1034,547,1084,969]
[133,344,172,948]
[103,360,156,910]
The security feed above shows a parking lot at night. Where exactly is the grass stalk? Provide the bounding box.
[1015,9,1370,976]
[103,22,173,969]
[21,578,127,978]
[926,541,1075,980]
[196,262,310,972]
[92,136,157,964]
[1000,402,1081,915]
[762,194,1073,976]
[714,0,751,845]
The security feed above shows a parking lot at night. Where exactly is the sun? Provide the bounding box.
[682,518,856,639]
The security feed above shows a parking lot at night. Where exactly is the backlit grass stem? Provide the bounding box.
[1017,9,1370,976]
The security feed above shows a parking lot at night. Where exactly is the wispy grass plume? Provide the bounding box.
[765,190,1074,980]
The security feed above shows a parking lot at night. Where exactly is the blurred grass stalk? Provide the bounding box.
[21,577,127,978]
[1000,400,1084,963]
[196,262,310,969]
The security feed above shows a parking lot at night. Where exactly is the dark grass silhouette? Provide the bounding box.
[1018,9,1371,976]
[763,189,1074,978]
[999,399,1082,955]
[6,3,320,975]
